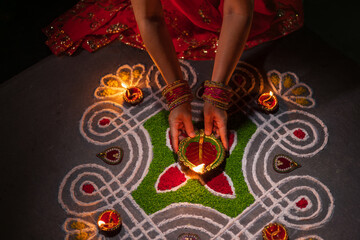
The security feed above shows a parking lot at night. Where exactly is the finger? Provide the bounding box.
[218,124,229,151]
[170,125,180,152]
[183,117,195,138]
[204,114,214,136]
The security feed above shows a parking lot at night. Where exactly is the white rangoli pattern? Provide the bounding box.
[59,61,334,239]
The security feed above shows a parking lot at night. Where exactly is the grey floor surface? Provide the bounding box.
[1,27,359,239]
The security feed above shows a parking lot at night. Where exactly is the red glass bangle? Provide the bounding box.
[162,80,193,111]
[202,80,233,110]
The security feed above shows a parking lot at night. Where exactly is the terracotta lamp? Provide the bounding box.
[257,91,278,113]
[97,209,122,234]
[262,222,288,240]
[123,86,143,105]
[177,129,225,175]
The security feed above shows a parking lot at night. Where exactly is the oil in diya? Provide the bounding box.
[97,209,122,236]
[177,129,226,177]
[257,91,278,113]
[122,83,143,105]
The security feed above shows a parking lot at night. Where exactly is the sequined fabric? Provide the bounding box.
[43,0,303,59]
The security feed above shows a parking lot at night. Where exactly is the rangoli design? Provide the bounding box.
[267,70,315,108]
[59,61,334,239]
[154,129,238,198]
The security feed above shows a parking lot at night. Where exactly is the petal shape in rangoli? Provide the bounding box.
[161,129,238,198]
[155,163,188,193]
[267,70,315,108]
[63,218,98,240]
[205,172,236,199]
[94,64,145,99]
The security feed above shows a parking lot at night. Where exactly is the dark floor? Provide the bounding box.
[1,24,359,239]
[1,0,359,84]
[1,2,360,239]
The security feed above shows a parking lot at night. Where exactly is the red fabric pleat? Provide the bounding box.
[43,0,303,59]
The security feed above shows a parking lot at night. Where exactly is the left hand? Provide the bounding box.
[203,101,229,151]
[168,102,195,152]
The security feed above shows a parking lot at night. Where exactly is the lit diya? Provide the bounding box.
[262,222,288,240]
[97,209,122,234]
[257,91,278,113]
[178,233,200,240]
[177,129,225,174]
[122,83,143,105]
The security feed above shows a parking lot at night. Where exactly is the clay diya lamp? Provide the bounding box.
[123,86,143,105]
[178,233,200,240]
[97,209,122,236]
[262,222,288,240]
[257,91,278,113]
[177,129,225,176]
[96,147,123,165]
[273,154,301,174]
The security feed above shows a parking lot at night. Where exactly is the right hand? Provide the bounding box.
[203,101,229,151]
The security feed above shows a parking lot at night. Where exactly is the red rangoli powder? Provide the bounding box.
[82,183,95,194]
[228,132,235,148]
[99,118,110,126]
[293,129,306,139]
[157,166,186,191]
[296,197,308,209]
[206,173,233,195]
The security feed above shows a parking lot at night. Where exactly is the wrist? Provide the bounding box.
[202,80,233,110]
[162,80,193,111]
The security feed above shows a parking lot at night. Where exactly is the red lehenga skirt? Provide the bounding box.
[43,0,303,60]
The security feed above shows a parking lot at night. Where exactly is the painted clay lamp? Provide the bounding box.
[178,233,200,240]
[122,83,143,105]
[177,129,225,175]
[262,222,288,240]
[97,209,122,234]
[96,147,123,165]
[273,154,301,173]
[257,91,278,113]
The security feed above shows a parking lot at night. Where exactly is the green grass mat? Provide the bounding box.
[132,110,256,217]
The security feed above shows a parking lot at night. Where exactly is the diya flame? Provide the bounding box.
[97,220,106,227]
[192,163,205,174]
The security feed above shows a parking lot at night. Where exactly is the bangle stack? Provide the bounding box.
[202,80,233,110]
[162,80,193,111]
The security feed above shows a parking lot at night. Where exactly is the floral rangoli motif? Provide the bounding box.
[267,70,315,108]
[94,64,145,99]
[155,129,238,198]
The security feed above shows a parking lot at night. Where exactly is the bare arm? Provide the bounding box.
[204,0,254,150]
[131,0,195,152]
[212,0,254,84]
[130,0,182,84]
